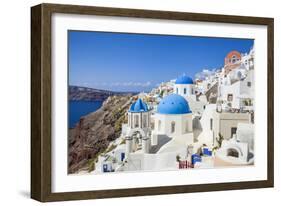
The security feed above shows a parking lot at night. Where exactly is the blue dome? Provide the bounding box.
[175,75,193,84]
[129,99,149,113]
[157,94,192,115]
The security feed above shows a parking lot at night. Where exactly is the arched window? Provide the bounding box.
[184,120,192,133]
[134,115,139,128]
[227,148,239,158]
[158,120,161,131]
[184,88,187,94]
[171,121,176,133]
[143,114,147,128]
[131,113,133,128]
[151,122,155,129]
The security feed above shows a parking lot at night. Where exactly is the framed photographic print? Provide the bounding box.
[31,3,274,202]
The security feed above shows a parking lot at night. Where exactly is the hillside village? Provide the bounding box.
[76,47,255,174]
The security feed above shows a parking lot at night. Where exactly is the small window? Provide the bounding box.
[231,127,237,137]
[171,121,176,133]
[184,88,186,94]
[227,94,233,101]
[247,82,251,87]
[232,55,237,64]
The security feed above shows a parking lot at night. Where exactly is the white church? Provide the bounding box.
[110,74,198,172]
[174,74,208,116]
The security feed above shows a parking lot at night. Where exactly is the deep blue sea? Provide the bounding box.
[69,100,103,128]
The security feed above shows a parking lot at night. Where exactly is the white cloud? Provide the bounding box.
[111,81,152,87]
[89,81,152,88]
[142,81,151,87]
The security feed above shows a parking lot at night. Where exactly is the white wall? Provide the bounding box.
[0,0,280,206]
[154,113,192,137]
[174,84,193,96]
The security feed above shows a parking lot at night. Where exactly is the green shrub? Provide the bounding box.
[88,158,96,172]
[120,138,126,145]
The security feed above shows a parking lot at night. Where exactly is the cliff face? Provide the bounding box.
[68,95,132,173]
[69,85,136,101]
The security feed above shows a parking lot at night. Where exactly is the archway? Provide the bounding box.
[227,148,239,158]
[128,128,146,152]
[128,128,146,137]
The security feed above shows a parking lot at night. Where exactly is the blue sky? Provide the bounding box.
[68,31,254,92]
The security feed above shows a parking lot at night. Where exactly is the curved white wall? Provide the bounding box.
[154,113,193,137]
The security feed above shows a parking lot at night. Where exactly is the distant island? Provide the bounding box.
[69,85,138,101]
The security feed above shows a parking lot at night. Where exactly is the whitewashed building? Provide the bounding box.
[174,74,207,116]
[152,94,194,145]
[117,94,196,171]
[123,98,152,154]
[216,123,254,165]
[218,49,255,111]
[95,47,256,173]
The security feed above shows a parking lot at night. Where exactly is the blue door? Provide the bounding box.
[121,152,125,161]
[103,164,108,172]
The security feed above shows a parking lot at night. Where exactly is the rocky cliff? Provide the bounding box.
[69,85,136,101]
[68,95,133,173]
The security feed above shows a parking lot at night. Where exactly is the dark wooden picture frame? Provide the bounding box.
[31,3,274,202]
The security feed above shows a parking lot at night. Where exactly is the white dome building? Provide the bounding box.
[125,99,151,154]
[120,95,195,172]
[174,74,194,98]
[152,94,194,146]
[174,74,207,116]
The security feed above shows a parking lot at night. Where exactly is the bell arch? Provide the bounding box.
[128,128,146,137]
[223,144,243,158]
[126,128,150,154]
